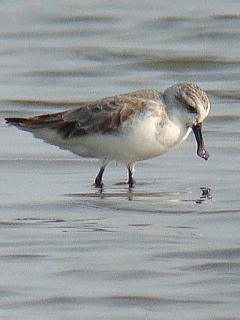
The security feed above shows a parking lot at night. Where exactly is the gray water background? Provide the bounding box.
[1,1,240,319]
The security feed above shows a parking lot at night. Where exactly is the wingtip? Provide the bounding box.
[5,117,30,128]
[5,117,22,124]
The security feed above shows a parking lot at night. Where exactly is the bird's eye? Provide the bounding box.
[186,104,197,114]
[175,92,197,114]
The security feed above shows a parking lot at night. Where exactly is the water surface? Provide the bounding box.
[1,1,240,319]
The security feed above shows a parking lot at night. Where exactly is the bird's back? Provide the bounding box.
[5,89,163,137]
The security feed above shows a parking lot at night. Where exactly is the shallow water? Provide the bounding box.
[1,1,240,319]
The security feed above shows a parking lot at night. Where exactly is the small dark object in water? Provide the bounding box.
[195,187,211,204]
[201,187,211,197]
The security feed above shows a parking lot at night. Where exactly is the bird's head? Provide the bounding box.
[163,83,210,160]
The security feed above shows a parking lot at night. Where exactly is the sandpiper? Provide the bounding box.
[5,82,210,188]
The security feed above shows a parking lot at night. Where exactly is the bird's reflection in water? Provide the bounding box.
[68,186,212,204]
[95,186,138,201]
[93,186,196,202]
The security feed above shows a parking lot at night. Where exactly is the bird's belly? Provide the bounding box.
[70,134,162,162]
[32,114,190,163]
[67,118,189,163]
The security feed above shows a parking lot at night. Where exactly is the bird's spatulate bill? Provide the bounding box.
[192,123,209,160]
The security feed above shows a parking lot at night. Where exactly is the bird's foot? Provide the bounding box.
[94,181,104,189]
[128,178,136,189]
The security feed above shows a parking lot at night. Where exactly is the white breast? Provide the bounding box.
[32,107,191,164]
[64,112,190,163]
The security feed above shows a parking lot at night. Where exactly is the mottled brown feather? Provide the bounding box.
[5,90,162,139]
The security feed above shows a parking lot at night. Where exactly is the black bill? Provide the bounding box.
[192,123,209,160]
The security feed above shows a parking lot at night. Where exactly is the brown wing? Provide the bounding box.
[119,89,161,100]
[5,91,161,139]
[61,95,153,137]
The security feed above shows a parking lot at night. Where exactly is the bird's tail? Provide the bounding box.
[5,112,65,130]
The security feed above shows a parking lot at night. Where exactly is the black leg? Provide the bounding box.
[128,164,136,188]
[94,166,105,188]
